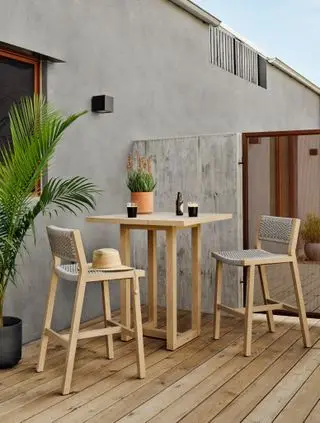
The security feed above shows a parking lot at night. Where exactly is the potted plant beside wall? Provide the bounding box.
[0,95,98,368]
[127,152,156,214]
[301,213,320,261]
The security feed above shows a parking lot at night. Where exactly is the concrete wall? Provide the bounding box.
[0,0,319,342]
[133,134,243,312]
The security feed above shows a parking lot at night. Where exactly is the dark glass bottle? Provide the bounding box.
[176,192,184,216]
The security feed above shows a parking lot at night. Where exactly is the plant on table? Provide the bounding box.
[126,152,156,214]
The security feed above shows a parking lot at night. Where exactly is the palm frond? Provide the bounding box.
[0,95,99,325]
[34,177,100,217]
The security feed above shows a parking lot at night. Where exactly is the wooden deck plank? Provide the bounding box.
[0,340,164,423]
[54,320,256,423]
[0,310,193,422]
[86,319,286,422]
[273,364,320,423]
[206,320,320,423]
[0,310,318,423]
[152,326,300,423]
[305,399,320,422]
[25,314,215,423]
[178,319,320,423]
[0,309,162,402]
[0,315,106,383]
[44,318,218,423]
[30,316,240,423]
[0,310,170,422]
[242,349,320,423]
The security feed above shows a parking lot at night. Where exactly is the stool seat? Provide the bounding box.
[212,249,289,266]
[56,263,145,282]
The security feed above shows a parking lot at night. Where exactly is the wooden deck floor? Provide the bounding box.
[1,308,320,423]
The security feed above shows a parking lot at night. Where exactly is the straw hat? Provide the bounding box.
[92,248,133,271]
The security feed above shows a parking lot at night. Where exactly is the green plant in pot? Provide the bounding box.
[301,213,320,261]
[0,95,98,368]
[127,152,156,214]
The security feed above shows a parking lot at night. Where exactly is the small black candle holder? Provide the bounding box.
[188,203,198,217]
[127,203,138,218]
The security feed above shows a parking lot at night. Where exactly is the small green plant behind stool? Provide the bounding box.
[301,213,320,261]
[301,213,320,243]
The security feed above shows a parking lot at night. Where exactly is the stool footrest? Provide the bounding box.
[218,300,298,316]
[107,319,135,337]
[77,327,122,339]
[45,323,135,345]
[219,305,245,316]
[219,300,300,317]
[267,298,299,314]
[45,329,69,347]
[253,304,283,312]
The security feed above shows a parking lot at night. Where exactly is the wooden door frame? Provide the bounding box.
[274,135,298,217]
[242,129,320,250]
[0,48,41,194]
[0,48,40,94]
[242,129,320,317]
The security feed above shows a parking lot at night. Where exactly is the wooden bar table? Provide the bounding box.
[86,212,232,350]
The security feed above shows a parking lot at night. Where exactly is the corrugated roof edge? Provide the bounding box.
[168,0,221,26]
[268,58,320,95]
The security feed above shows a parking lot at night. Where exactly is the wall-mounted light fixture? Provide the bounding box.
[91,95,114,113]
[310,148,318,156]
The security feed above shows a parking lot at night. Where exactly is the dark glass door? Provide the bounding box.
[0,49,40,150]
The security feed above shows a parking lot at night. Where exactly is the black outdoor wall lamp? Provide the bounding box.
[91,95,114,113]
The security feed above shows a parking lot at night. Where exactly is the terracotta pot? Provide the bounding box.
[304,243,320,261]
[131,192,154,214]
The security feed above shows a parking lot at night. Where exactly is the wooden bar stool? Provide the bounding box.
[37,225,146,395]
[212,215,311,356]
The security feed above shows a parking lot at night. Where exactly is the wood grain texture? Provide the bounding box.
[148,230,158,326]
[87,212,232,227]
[120,224,132,341]
[1,311,319,423]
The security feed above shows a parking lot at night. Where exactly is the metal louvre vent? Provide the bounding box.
[210,26,264,87]
[210,27,235,74]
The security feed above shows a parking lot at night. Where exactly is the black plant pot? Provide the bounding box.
[0,317,22,369]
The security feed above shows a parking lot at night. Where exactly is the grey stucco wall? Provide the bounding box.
[0,0,319,342]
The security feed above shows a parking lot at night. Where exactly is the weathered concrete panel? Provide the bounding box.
[133,133,242,312]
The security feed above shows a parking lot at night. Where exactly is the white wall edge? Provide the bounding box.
[268,58,320,96]
[168,0,221,26]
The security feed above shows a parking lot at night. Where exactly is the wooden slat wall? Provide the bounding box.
[132,134,243,313]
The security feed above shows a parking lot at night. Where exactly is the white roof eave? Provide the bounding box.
[168,0,221,26]
[268,58,320,96]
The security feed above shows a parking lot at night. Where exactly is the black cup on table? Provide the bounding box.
[188,203,198,217]
[127,203,138,218]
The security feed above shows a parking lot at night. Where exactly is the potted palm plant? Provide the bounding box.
[127,152,156,214]
[0,95,98,368]
[301,213,320,261]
